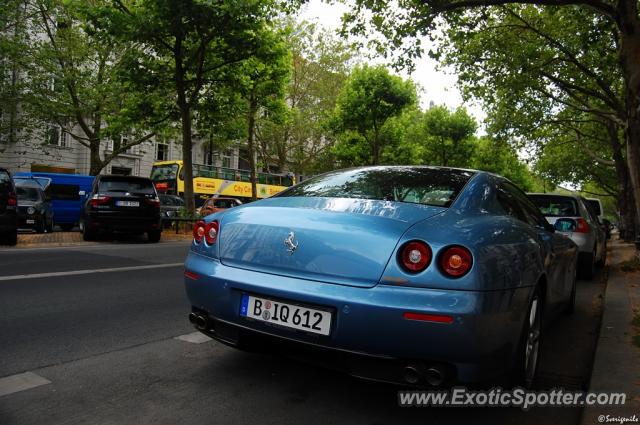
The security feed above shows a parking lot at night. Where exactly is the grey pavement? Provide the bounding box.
[581,241,640,425]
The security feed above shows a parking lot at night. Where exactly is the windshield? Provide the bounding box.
[16,186,41,202]
[529,195,579,217]
[99,177,156,195]
[150,164,179,181]
[277,167,475,207]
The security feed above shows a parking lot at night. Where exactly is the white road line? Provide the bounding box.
[175,332,212,344]
[0,262,184,281]
[0,372,51,397]
[0,241,190,253]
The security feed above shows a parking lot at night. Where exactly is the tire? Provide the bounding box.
[60,223,74,232]
[147,229,161,243]
[596,242,607,268]
[4,230,17,246]
[510,286,543,389]
[578,252,595,280]
[81,219,95,241]
[46,216,54,233]
[35,216,45,234]
[564,270,577,315]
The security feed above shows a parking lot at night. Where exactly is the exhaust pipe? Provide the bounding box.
[425,366,445,386]
[403,363,426,385]
[189,313,208,331]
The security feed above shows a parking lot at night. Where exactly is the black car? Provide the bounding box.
[0,168,18,245]
[159,194,185,219]
[80,175,162,242]
[15,179,54,233]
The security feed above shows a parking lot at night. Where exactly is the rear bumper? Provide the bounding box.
[184,252,533,385]
[86,213,161,232]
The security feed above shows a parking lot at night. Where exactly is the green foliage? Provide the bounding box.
[331,65,417,165]
[420,106,476,167]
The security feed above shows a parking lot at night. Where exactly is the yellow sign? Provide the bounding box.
[193,177,286,199]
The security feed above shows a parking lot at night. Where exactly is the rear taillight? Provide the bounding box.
[193,221,206,244]
[439,246,473,278]
[399,241,432,273]
[204,220,219,245]
[193,220,219,245]
[7,191,17,207]
[89,194,111,207]
[145,197,161,208]
[575,218,590,233]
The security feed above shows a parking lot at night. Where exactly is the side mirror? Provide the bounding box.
[554,218,576,232]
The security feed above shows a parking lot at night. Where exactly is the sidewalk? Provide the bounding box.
[12,230,191,248]
[581,240,640,424]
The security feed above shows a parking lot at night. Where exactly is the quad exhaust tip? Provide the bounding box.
[403,363,446,386]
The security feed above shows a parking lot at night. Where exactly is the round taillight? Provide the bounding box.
[204,221,219,245]
[399,241,432,273]
[193,221,206,244]
[440,246,473,278]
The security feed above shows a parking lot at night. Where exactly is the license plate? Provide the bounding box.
[26,219,35,224]
[240,294,332,336]
[116,201,139,207]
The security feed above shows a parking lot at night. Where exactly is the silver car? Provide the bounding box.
[528,193,606,279]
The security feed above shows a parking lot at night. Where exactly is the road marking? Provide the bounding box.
[0,262,184,281]
[0,372,51,397]
[175,332,212,344]
[0,240,190,253]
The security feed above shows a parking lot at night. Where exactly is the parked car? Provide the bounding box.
[15,179,54,233]
[528,193,606,279]
[80,175,162,242]
[199,196,242,217]
[0,168,18,245]
[14,172,94,231]
[585,197,612,239]
[185,166,578,388]
[160,194,185,228]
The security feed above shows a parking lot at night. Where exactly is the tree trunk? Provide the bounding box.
[618,3,640,241]
[606,121,637,241]
[247,95,258,201]
[89,140,104,176]
[175,42,195,214]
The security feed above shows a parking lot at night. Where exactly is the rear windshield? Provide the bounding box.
[99,177,155,195]
[51,184,80,201]
[277,167,475,207]
[585,199,602,216]
[0,171,11,191]
[529,195,579,217]
[16,186,41,201]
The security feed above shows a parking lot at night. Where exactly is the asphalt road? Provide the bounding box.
[0,241,606,425]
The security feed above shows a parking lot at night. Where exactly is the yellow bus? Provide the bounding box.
[149,160,294,205]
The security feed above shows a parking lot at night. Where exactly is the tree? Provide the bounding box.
[17,0,163,175]
[345,0,640,236]
[421,105,477,167]
[331,65,416,165]
[233,27,291,200]
[94,0,281,212]
[256,20,358,176]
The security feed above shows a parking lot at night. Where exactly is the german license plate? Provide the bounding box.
[26,219,35,224]
[116,201,139,207]
[240,294,332,336]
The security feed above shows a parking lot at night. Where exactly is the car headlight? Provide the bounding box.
[166,210,174,217]
[27,207,35,215]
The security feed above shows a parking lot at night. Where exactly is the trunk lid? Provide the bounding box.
[219,197,446,287]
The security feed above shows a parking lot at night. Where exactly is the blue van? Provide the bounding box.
[14,172,94,231]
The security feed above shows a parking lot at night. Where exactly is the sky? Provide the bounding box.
[296,0,487,125]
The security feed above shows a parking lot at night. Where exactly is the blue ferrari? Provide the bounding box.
[184,166,578,387]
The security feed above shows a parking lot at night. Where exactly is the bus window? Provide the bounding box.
[150,164,179,181]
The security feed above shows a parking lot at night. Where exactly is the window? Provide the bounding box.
[50,184,80,201]
[46,125,69,147]
[529,195,579,217]
[110,167,132,176]
[156,141,169,161]
[502,182,549,228]
[496,184,527,223]
[278,167,475,207]
[98,176,154,194]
